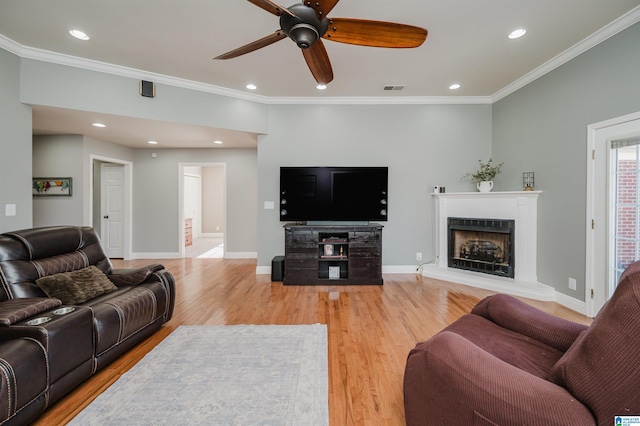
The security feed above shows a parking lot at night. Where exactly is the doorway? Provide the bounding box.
[586,111,640,316]
[101,163,125,258]
[90,155,133,260]
[180,163,226,258]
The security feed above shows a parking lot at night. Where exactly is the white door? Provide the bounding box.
[588,114,640,315]
[101,163,125,258]
[184,174,201,237]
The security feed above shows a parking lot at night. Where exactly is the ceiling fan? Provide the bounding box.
[214,0,428,85]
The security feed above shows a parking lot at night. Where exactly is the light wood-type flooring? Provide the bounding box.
[35,258,591,425]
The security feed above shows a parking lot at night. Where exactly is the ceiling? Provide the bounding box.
[2,0,640,148]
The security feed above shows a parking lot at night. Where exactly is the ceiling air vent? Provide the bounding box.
[383,85,405,91]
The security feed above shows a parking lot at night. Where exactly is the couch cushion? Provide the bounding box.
[549,260,640,425]
[35,266,117,305]
[442,313,565,379]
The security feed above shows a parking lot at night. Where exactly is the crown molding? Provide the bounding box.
[265,95,492,105]
[491,5,640,103]
[0,34,23,56]
[3,6,639,107]
[6,42,491,106]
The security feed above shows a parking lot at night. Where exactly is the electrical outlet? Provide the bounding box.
[568,277,577,290]
[416,252,422,261]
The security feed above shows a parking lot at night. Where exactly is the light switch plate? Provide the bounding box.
[264,201,275,210]
[5,204,16,216]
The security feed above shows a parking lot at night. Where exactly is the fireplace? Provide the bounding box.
[448,217,515,278]
[424,191,548,301]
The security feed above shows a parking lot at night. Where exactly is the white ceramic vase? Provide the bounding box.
[477,181,493,192]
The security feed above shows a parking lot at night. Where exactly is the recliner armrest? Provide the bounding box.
[404,331,595,426]
[471,294,588,352]
[107,264,165,286]
[0,297,62,326]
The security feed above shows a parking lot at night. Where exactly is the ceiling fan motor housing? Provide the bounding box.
[280,4,329,49]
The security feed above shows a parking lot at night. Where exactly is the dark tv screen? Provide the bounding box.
[280,167,388,222]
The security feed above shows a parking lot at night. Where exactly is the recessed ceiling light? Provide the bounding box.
[316,84,327,90]
[246,84,257,90]
[213,140,223,145]
[508,28,527,39]
[449,83,461,90]
[148,141,158,145]
[92,122,106,128]
[69,29,90,41]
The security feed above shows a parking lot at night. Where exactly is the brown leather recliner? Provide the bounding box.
[0,226,176,425]
[404,260,640,426]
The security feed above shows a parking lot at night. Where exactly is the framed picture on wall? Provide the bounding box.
[32,177,72,197]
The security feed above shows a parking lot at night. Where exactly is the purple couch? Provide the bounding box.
[404,260,640,425]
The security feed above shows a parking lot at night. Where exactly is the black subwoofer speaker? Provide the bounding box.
[271,256,285,281]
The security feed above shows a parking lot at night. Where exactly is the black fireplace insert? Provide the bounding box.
[448,217,515,278]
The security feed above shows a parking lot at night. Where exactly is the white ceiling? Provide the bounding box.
[2,0,640,148]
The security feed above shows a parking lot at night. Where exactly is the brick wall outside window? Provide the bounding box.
[616,159,639,269]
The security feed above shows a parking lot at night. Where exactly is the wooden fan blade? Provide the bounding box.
[214,31,287,60]
[307,0,341,18]
[323,18,427,48]
[302,39,334,84]
[246,0,295,17]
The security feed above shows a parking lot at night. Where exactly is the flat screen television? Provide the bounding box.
[280,166,388,222]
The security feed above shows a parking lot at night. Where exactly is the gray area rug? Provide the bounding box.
[70,324,328,425]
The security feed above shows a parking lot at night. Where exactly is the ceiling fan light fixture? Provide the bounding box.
[449,83,461,90]
[316,84,327,90]
[246,84,257,90]
[289,23,319,49]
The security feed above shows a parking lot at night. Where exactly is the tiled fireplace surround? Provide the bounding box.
[422,191,555,301]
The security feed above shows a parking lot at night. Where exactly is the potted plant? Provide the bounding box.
[463,159,504,192]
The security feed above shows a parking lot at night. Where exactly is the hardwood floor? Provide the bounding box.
[35,258,591,425]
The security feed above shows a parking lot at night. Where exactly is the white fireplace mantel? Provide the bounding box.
[422,191,555,300]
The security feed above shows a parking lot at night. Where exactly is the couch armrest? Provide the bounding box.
[0,298,62,326]
[107,264,165,286]
[471,294,588,352]
[404,331,595,426]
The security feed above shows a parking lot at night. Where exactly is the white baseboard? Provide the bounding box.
[256,266,271,275]
[555,291,587,315]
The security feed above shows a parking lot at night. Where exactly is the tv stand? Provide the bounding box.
[283,223,383,285]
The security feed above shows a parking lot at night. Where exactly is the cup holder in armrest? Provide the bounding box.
[25,317,52,326]
[52,307,76,315]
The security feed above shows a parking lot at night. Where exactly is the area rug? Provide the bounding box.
[70,324,328,425]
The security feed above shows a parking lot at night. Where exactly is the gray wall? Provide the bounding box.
[257,103,493,266]
[32,134,136,229]
[0,49,32,232]
[32,135,84,226]
[132,148,257,254]
[492,22,640,299]
[18,60,268,134]
[202,166,224,234]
